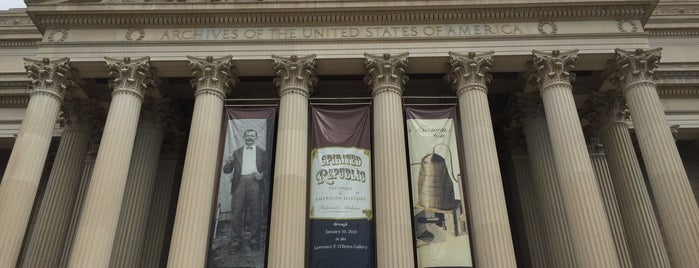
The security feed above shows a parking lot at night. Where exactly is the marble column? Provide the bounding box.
[168,55,236,268]
[20,100,99,268]
[505,133,550,268]
[593,93,670,268]
[587,139,633,268]
[267,54,317,268]
[516,93,577,268]
[0,58,76,267]
[613,48,699,267]
[364,52,414,268]
[530,49,620,267]
[68,57,157,267]
[110,100,170,267]
[140,141,181,268]
[446,51,516,267]
[59,145,98,268]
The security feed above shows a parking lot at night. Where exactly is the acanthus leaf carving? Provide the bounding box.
[611,48,662,92]
[272,54,317,98]
[187,55,237,99]
[364,52,409,96]
[529,49,579,93]
[24,57,78,101]
[105,56,158,99]
[446,51,494,96]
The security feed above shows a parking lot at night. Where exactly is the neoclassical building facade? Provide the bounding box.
[0,0,698,267]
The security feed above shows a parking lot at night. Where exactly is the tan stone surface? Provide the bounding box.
[531,49,621,267]
[110,101,168,268]
[446,51,516,267]
[615,48,699,267]
[20,100,97,268]
[267,54,316,268]
[365,52,415,268]
[68,56,155,267]
[0,58,74,267]
[167,55,235,268]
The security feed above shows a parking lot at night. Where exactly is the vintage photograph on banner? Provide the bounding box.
[308,105,374,268]
[405,106,473,268]
[208,107,277,268]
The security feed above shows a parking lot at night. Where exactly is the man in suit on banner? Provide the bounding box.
[223,129,266,251]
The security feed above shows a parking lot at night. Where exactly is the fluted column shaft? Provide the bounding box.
[168,55,235,268]
[521,112,577,268]
[60,152,97,268]
[20,101,96,268]
[140,152,179,268]
[589,151,634,268]
[267,54,316,268]
[532,49,621,267]
[365,53,414,268]
[447,51,516,267]
[110,103,167,268]
[68,56,156,267]
[614,48,699,267]
[0,58,74,267]
[599,119,670,267]
[510,152,550,268]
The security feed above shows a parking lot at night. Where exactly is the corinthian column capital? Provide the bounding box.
[529,49,579,92]
[24,57,78,101]
[363,52,409,96]
[272,54,317,98]
[446,51,494,96]
[105,56,158,100]
[590,91,631,126]
[186,55,237,99]
[140,99,172,130]
[61,99,101,132]
[611,48,662,92]
[515,92,546,124]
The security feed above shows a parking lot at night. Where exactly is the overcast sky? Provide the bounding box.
[1,0,27,11]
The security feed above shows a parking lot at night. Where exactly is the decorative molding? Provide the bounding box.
[616,19,639,33]
[272,54,317,98]
[46,29,69,42]
[24,57,77,101]
[61,99,101,132]
[125,27,145,41]
[514,92,546,125]
[529,49,579,93]
[0,40,40,47]
[611,48,662,93]
[105,56,158,99]
[364,52,409,97]
[186,55,236,99]
[0,96,30,107]
[140,98,171,130]
[446,51,494,96]
[656,86,699,98]
[652,5,699,16]
[32,4,652,30]
[537,21,558,34]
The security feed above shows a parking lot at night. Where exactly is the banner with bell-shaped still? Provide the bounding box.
[405,106,473,268]
[308,105,374,268]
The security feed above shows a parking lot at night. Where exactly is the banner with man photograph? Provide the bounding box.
[308,105,374,268]
[208,107,277,268]
[405,106,473,268]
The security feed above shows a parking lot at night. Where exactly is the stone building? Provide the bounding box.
[0,0,698,267]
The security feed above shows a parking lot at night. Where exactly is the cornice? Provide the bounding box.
[28,3,653,31]
[657,86,699,98]
[647,28,699,37]
[0,96,30,108]
[0,39,40,47]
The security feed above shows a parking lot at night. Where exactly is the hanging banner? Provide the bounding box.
[208,107,277,268]
[309,106,374,268]
[405,106,473,268]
